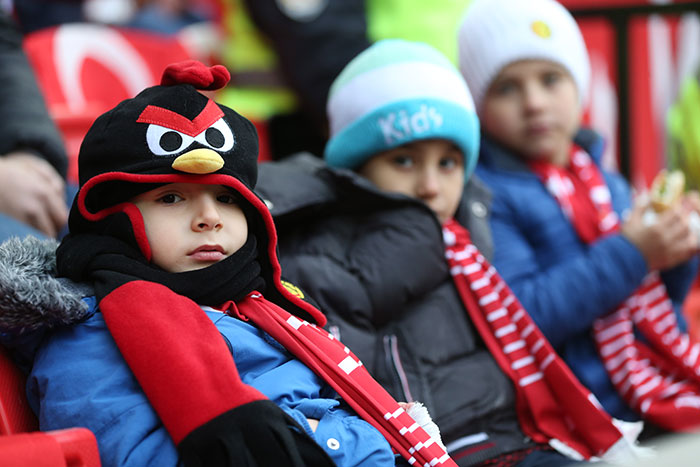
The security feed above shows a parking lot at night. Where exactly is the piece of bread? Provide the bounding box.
[650,169,685,212]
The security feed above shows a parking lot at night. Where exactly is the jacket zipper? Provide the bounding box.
[383,334,414,403]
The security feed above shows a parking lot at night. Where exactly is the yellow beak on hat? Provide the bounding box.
[171,148,225,174]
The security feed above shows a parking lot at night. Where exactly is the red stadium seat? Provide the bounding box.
[0,346,101,466]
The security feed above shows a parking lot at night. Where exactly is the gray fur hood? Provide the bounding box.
[0,237,91,334]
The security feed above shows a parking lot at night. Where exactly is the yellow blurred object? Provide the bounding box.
[649,169,685,213]
[668,72,700,191]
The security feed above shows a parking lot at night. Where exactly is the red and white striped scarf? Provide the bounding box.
[233,293,457,467]
[443,220,624,459]
[530,145,700,431]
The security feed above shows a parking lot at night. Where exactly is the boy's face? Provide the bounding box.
[132,183,248,273]
[480,60,581,166]
[358,139,464,223]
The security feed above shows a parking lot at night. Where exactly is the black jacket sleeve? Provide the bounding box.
[0,11,68,178]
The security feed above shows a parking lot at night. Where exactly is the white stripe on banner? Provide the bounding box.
[480,292,500,307]
[612,365,632,385]
[338,356,360,374]
[495,324,517,338]
[521,323,535,338]
[647,301,671,322]
[286,316,303,329]
[445,432,489,453]
[673,334,690,357]
[596,321,633,342]
[654,313,676,335]
[504,340,526,353]
[605,347,637,371]
[601,335,634,357]
[660,381,685,399]
[519,372,543,387]
[512,356,534,370]
[634,375,662,399]
[685,343,700,367]
[540,354,555,370]
[531,339,545,353]
[487,308,507,321]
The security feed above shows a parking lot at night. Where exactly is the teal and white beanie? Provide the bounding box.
[458,0,590,112]
[325,39,480,179]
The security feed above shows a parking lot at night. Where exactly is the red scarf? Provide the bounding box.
[529,145,700,431]
[443,220,624,459]
[231,293,455,466]
[101,281,456,466]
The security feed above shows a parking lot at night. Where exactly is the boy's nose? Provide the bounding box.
[416,170,440,200]
[523,82,546,111]
[193,196,222,231]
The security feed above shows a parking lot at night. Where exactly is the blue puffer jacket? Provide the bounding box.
[475,129,699,421]
[25,299,394,467]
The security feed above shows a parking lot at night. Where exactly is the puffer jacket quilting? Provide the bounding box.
[257,155,532,464]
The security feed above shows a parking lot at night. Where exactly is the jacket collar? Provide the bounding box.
[478,127,606,173]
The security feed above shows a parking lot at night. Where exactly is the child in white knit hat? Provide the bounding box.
[257,38,644,465]
[459,0,700,437]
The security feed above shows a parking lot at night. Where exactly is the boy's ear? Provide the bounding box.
[280,279,321,310]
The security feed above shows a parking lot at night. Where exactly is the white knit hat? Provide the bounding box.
[457,0,590,113]
[325,39,480,179]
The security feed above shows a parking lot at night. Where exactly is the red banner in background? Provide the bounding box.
[561,1,700,190]
[23,24,193,183]
[577,18,619,172]
[563,0,698,7]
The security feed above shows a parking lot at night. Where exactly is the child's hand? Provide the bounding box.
[682,191,700,245]
[621,193,699,271]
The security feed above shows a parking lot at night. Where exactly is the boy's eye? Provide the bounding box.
[439,156,461,170]
[157,193,182,204]
[542,72,562,87]
[391,155,414,168]
[491,80,517,96]
[217,193,238,204]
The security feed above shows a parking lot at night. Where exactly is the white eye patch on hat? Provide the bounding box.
[145,118,235,156]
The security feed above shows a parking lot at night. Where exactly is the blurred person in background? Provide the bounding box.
[0,9,69,240]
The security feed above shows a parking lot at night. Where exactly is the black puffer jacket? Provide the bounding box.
[257,155,535,466]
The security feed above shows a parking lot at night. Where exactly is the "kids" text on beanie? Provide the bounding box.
[325,39,480,179]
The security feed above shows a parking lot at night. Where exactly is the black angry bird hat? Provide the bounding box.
[67,60,324,325]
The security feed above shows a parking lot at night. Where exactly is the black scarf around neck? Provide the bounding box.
[56,232,264,307]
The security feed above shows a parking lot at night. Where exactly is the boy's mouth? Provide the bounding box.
[188,245,226,262]
[525,123,550,136]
